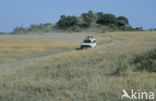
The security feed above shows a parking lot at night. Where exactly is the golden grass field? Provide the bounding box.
[0,31,156,101]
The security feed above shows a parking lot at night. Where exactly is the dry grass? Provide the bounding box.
[105,31,156,41]
[0,41,78,57]
[0,31,156,101]
[0,35,79,64]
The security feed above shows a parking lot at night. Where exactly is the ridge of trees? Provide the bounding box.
[11,11,141,34]
[56,11,132,31]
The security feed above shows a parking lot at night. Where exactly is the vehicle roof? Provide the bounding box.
[84,38,96,41]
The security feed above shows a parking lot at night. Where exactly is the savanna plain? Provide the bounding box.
[0,31,156,101]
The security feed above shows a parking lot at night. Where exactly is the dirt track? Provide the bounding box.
[0,32,121,73]
[0,38,119,73]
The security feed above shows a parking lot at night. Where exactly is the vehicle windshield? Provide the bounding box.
[83,39,91,43]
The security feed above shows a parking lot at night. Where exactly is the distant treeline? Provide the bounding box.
[0,32,9,34]
[11,23,55,34]
[11,11,144,34]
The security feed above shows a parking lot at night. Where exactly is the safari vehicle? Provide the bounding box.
[80,36,96,49]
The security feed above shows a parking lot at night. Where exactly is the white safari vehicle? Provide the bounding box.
[80,36,96,49]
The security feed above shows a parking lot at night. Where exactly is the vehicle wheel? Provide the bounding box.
[80,46,84,50]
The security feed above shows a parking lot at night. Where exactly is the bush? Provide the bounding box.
[132,49,156,72]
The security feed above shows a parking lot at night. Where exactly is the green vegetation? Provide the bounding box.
[57,16,78,30]
[11,23,54,34]
[132,48,156,72]
[11,11,136,34]
[96,13,116,25]
[79,11,96,27]
[0,32,8,34]
[117,16,129,25]
[57,11,132,31]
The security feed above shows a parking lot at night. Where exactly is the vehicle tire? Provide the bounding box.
[80,46,84,50]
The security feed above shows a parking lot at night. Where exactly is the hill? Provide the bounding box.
[11,11,140,34]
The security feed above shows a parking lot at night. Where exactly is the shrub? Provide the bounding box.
[132,49,156,72]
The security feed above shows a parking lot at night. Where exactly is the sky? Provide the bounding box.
[0,0,156,32]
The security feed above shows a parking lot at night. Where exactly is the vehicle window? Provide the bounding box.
[84,40,91,43]
[93,40,96,43]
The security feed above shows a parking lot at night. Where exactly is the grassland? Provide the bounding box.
[0,31,156,101]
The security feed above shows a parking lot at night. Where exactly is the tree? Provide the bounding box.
[57,15,78,29]
[96,13,116,25]
[117,16,129,24]
[96,12,104,24]
[87,10,96,21]
[80,10,95,27]
[80,13,92,27]
[12,26,27,34]
[117,16,129,27]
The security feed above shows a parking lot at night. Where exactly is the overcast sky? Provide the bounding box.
[0,0,156,32]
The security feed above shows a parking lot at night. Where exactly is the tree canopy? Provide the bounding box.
[117,16,129,24]
[57,15,78,29]
[96,13,116,25]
